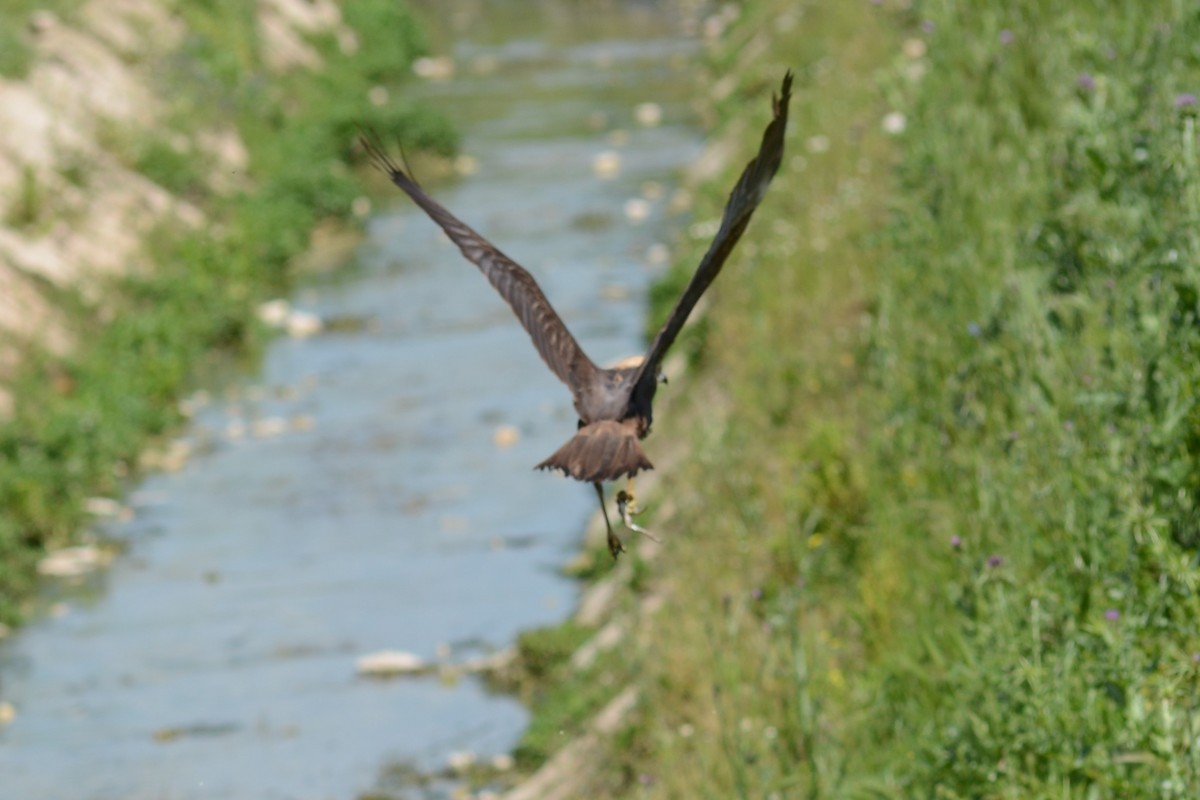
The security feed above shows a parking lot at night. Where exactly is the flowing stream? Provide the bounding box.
[0,2,702,797]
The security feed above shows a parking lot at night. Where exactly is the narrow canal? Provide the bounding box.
[0,2,703,797]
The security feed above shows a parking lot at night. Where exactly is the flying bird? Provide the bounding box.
[362,71,792,558]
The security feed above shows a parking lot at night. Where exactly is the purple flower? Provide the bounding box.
[967,322,982,337]
[1175,93,1198,109]
[999,29,1014,46]
[1063,420,1075,432]
[950,535,962,550]
[921,20,935,34]
[751,587,764,600]
[987,554,1004,568]
[638,773,655,787]
[1193,652,1200,663]
[1077,73,1096,92]
[1104,609,1120,621]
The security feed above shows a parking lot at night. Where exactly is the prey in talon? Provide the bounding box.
[619,477,644,516]
[617,488,658,545]
[362,71,792,560]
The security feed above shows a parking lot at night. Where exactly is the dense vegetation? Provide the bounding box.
[0,0,455,622]
[515,1,1200,797]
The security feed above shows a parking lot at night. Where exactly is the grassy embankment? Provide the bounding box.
[0,1,455,623]
[0,1,83,78]
[509,1,1200,797]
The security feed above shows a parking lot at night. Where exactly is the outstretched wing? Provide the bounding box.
[631,71,792,398]
[361,135,600,398]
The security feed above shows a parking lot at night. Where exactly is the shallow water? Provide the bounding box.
[0,3,701,798]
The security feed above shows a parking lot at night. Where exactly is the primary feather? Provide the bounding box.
[359,135,600,402]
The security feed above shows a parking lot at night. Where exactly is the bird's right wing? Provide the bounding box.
[361,135,600,398]
[631,71,792,397]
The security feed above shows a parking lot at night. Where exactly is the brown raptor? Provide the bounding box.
[362,71,792,558]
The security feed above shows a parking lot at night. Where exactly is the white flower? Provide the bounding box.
[882,111,907,135]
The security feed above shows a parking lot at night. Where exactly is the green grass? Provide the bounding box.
[0,0,455,622]
[515,0,1200,797]
[5,165,44,229]
[0,2,85,78]
[481,618,626,771]
[855,3,1200,794]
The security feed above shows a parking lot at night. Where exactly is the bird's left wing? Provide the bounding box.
[631,71,792,400]
[361,135,600,399]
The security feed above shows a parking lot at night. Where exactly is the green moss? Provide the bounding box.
[513,664,622,771]
[510,625,625,771]
[516,621,593,681]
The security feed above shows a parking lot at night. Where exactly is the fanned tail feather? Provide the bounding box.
[536,420,653,483]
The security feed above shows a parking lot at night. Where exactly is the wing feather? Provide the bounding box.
[632,71,792,398]
[360,135,600,397]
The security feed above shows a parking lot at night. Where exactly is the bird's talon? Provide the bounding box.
[596,482,626,561]
[607,532,626,560]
